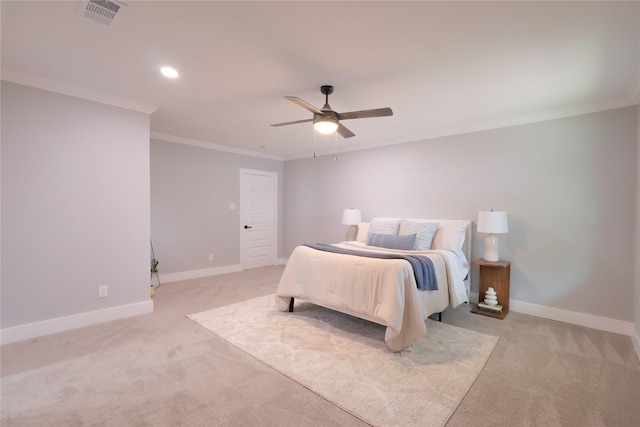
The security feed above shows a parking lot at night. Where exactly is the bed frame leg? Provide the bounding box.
[288,297,294,312]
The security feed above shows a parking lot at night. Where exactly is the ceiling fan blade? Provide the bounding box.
[285,96,323,115]
[338,107,393,120]
[270,118,313,127]
[337,123,355,138]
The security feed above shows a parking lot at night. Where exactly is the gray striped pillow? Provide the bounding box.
[368,220,400,235]
[399,220,439,250]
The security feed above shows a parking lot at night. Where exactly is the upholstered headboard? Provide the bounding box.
[369,218,473,299]
[371,218,472,262]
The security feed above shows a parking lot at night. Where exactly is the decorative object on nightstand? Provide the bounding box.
[478,287,503,314]
[342,208,362,241]
[471,260,510,319]
[484,287,498,305]
[477,210,508,262]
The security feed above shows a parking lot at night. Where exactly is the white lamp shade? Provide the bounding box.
[477,211,508,234]
[342,208,362,225]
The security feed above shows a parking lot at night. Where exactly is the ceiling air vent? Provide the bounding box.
[80,0,125,26]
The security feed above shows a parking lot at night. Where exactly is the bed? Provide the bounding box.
[275,218,472,352]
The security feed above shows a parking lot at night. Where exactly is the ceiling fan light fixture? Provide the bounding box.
[271,84,392,139]
[314,116,338,134]
[160,66,179,78]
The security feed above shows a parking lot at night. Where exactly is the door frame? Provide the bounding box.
[239,168,278,270]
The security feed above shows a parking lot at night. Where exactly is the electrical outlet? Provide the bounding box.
[209,253,214,261]
[98,285,108,298]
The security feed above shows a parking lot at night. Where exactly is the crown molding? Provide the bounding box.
[150,132,284,161]
[285,95,639,161]
[1,67,158,114]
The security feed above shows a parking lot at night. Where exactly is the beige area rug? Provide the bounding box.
[188,295,498,427]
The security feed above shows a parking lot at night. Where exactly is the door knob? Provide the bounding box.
[244,225,252,229]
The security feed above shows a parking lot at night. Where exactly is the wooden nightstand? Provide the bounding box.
[471,259,510,319]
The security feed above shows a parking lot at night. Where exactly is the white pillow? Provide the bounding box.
[399,220,439,250]
[368,219,400,235]
[432,224,466,252]
[356,222,370,243]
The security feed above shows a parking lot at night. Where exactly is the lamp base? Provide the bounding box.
[346,225,359,241]
[483,234,499,262]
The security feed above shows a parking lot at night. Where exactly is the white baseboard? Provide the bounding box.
[160,260,287,284]
[471,291,636,333]
[469,292,639,361]
[631,329,640,363]
[1,300,154,345]
[510,299,636,336]
[159,265,243,284]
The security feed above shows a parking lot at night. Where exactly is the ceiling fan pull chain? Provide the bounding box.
[334,132,338,161]
[313,127,317,158]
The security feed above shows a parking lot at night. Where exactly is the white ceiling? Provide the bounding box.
[2,1,639,160]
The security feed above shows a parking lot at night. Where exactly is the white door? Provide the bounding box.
[239,169,277,269]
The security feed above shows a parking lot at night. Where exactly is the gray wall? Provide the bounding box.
[150,139,283,274]
[1,82,151,327]
[635,104,640,339]
[284,106,638,322]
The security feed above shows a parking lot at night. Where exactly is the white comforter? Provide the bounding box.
[275,241,469,351]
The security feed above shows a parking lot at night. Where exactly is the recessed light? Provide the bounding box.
[160,66,179,78]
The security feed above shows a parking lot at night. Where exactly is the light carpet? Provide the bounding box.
[188,295,498,427]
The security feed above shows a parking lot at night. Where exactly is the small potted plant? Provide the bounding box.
[151,258,159,278]
[150,258,159,297]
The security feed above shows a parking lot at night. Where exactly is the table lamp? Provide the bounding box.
[477,210,508,262]
[342,208,362,241]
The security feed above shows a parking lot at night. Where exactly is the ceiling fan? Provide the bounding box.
[271,85,393,138]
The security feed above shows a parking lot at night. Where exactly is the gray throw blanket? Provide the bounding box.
[303,243,438,291]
